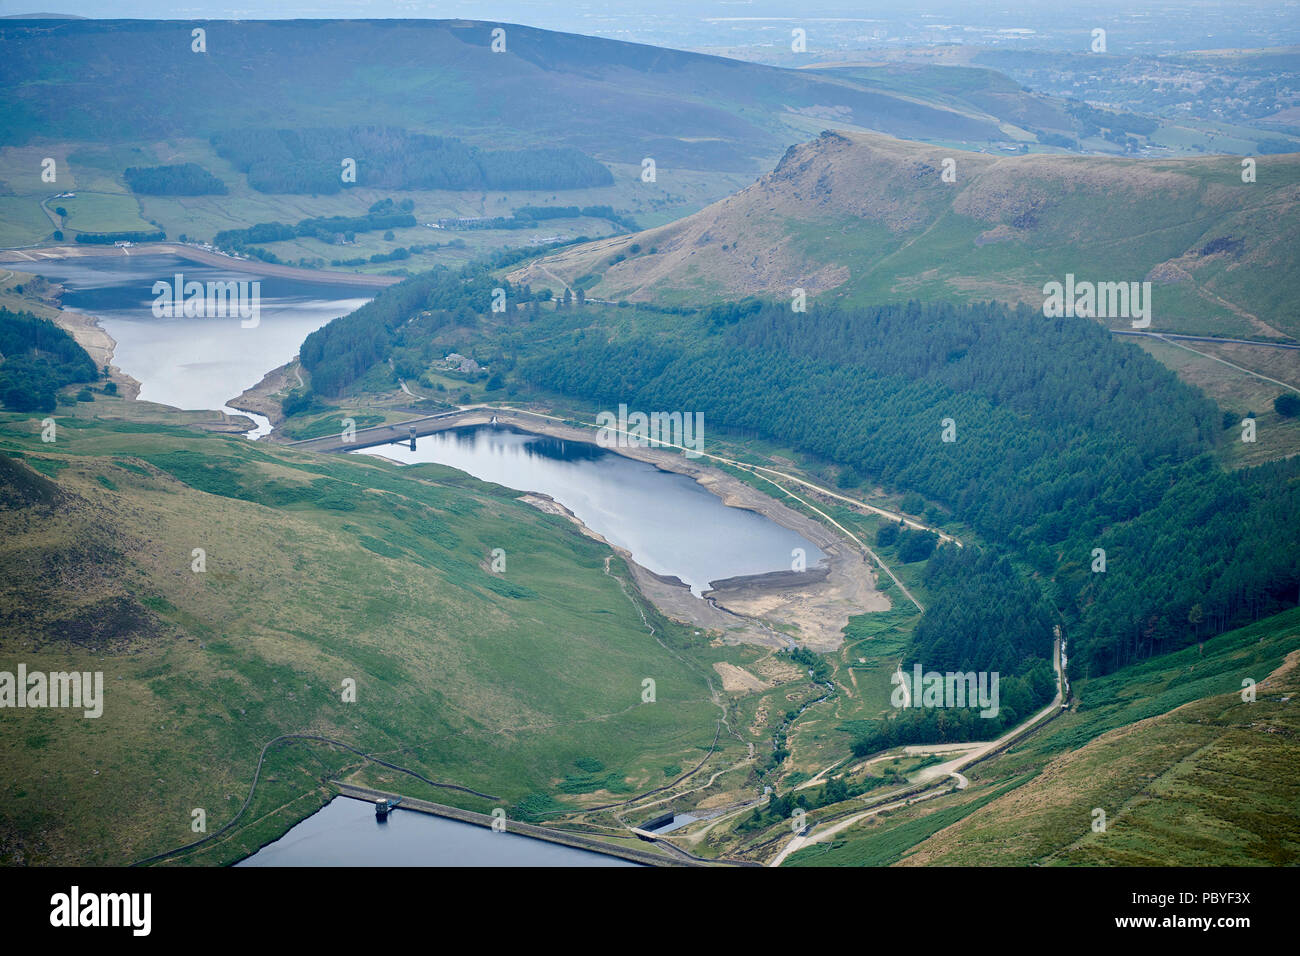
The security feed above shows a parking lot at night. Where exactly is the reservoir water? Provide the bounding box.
[355,424,825,595]
[17,254,372,437]
[237,796,638,866]
[21,257,820,865]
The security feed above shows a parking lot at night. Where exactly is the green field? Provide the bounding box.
[787,607,1300,866]
[58,191,154,234]
[0,414,741,865]
[0,138,751,279]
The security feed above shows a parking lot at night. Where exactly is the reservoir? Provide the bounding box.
[237,796,638,866]
[16,254,372,436]
[355,424,825,595]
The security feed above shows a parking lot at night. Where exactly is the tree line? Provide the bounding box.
[211,126,613,194]
[514,298,1299,678]
[75,230,165,244]
[0,308,98,412]
[213,205,418,251]
[123,162,227,195]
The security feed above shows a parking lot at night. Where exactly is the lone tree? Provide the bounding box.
[1274,392,1300,418]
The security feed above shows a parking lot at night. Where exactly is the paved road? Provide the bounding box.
[771,635,1066,865]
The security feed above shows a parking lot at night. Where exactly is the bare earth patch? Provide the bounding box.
[712,661,768,693]
[499,409,884,651]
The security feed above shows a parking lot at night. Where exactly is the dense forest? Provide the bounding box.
[513,299,1299,677]
[289,279,1298,682]
[0,308,98,412]
[74,230,166,244]
[913,547,1055,676]
[123,162,228,195]
[847,529,1062,745]
[298,267,508,396]
[213,198,418,251]
[211,126,613,193]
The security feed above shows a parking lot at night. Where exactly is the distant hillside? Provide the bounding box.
[2,19,1229,263]
[512,130,1300,340]
[0,19,1027,174]
[804,62,1133,150]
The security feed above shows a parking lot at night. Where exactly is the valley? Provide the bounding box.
[0,9,1296,883]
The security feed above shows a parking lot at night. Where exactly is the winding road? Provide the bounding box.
[769,635,1066,866]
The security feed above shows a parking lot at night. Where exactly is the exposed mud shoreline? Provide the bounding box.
[26,272,257,435]
[426,408,889,651]
[230,361,302,423]
[707,567,831,591]
[50,304,143,400]
[4,263,887,650]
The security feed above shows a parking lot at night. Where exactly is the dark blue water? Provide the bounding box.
[237,796,639,867]
[356,424,825,595]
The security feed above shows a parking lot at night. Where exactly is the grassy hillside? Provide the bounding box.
[788,607,1300,866]
[3,19,1261,273]
[805,62,1083,146]
[0,20,1010,173]
[0,415,731,864]
[512,129,1300,342]
[0,17,1006,262]
[292,252,1298,678]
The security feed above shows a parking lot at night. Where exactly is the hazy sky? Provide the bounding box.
[1,1,1295,53]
